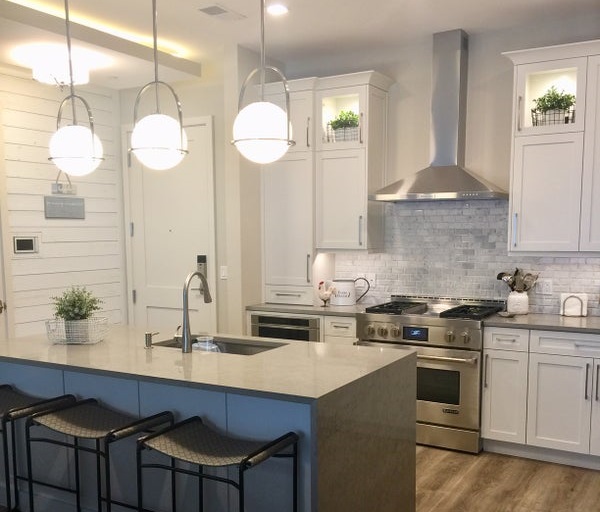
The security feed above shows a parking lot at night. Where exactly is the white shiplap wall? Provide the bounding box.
[0,68,125,337]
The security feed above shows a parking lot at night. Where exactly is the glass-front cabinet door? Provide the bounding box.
[514,57,587,136]
[316,85,368,150]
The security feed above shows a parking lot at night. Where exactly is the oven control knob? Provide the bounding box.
[445,330,455,343]
[378,326,389,338]
[390,326,401,338]
[461,331,470,344]
[365,325,376,337]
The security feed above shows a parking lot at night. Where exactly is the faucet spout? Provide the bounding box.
[182,271,213,353]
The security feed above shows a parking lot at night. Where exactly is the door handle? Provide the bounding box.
[484,354,489,388]
[417,354,478,365]
[585,363,591,400]
[596,363,600,402]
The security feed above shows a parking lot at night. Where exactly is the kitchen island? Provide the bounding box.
[0,326,416,512]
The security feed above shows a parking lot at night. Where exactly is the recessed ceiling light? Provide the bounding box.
[267,3,289,16]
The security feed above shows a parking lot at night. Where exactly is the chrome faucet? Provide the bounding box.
[182,271,213,353]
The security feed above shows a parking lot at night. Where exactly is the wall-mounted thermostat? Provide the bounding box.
[13,236,38,254]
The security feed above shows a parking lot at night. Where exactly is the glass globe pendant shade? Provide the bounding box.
[49,124,103,176]
[233,101,292,164]
[131,113,188,171]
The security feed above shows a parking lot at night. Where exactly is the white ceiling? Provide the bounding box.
[0,0,599,89]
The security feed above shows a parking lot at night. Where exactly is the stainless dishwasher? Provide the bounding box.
[249,313,320,342]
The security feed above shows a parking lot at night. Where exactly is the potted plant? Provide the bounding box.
[329,110,359,141]
[50,286,106,343]
[531,86,576,126]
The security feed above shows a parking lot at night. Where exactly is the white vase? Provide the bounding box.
[507,291,529,315]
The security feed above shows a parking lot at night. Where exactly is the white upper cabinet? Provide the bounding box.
[513,57,587,136]
[580,56,600,251]
[505,39,600,253]
[314,71,393,251]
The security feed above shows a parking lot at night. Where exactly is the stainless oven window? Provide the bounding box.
[417,367,460,405]
[254,324,315,341]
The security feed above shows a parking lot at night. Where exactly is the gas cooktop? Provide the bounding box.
[364,296,504,320]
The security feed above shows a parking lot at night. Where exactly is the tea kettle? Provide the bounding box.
[329,277,370,306]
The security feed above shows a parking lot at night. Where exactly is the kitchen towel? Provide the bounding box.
[560,293,588,317]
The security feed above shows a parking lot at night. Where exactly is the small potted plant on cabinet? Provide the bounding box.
[47,286,108,344]
[531,85,576,126]
[329,110,360,142]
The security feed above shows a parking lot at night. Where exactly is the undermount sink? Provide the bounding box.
[153,336,286,355]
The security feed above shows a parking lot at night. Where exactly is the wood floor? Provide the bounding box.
[417,446,600,512]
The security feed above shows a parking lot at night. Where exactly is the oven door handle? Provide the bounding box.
[417,354,478,365]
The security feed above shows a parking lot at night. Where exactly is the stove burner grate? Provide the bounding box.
[439,304,503,320]
[364,301,428,315]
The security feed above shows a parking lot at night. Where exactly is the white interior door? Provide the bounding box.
[124,117,217,336]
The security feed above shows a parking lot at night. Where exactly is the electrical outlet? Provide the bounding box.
[537,278,553,295]
[357,273,376,287]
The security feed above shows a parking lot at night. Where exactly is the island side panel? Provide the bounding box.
[316,352,416,512]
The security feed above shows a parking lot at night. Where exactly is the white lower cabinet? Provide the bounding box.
[482,327,600,457]
[527,352,593,453]
[527,330,600,455]
[323,316,357,345]
[482,328,529,443]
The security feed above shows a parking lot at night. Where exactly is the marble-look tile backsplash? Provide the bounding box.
[334,200,600,316]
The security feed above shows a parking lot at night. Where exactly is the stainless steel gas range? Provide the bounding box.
[356,295,504,454]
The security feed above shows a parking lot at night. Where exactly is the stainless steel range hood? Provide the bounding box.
[372,30,508,202]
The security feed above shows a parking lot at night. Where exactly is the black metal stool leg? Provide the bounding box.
[25,420,34,512]
[74,437,82,512]
[172,457,177,512]
[10,420,20,511]
[104,439,112,512]
[197,464,203,512]
[292,442,298,512]
[2,418,12,511]
[238,467,245,512]
[136,444,143,512]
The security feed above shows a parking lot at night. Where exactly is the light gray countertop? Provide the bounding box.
[0,325,413,403]
[484,313,600,335]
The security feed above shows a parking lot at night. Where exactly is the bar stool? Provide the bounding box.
[25,398,174,512]
[0,385,75,511]
[137,416,299,512]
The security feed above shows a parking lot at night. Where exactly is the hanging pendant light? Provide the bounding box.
[48,0,104,176]
[231,0,295,164]
[129,0,188,171]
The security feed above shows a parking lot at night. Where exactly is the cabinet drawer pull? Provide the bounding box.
[585,363,591,400]
[574,343,600,351]
[331,323,351,330]
[495,336,517,343]
[275,292,302,297]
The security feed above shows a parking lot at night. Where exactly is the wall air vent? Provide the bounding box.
[198,4,247,20]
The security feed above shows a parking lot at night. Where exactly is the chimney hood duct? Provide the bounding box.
[372,29,508,202]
